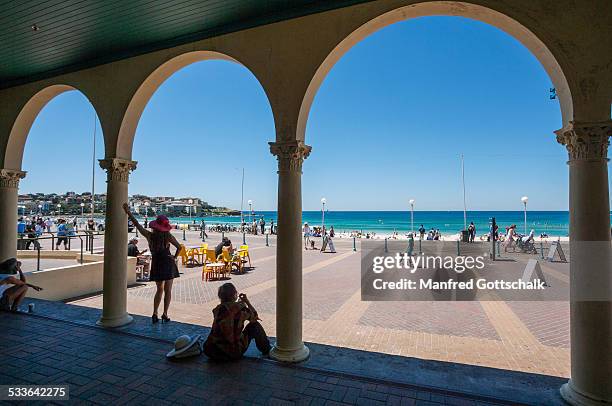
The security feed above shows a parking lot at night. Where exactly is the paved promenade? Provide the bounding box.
[5,312,525,405]
[68,230,570,379]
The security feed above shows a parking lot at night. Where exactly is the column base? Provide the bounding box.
[269,343,310,363]
[561,380,610,406]
[96,313,133,328]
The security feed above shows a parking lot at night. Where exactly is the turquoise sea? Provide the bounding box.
[164,211,612,237]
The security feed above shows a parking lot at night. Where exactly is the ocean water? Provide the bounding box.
[165,211,611,237]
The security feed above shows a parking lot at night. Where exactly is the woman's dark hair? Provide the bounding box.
[218,283,237,302]
[0,258,18,274]
[149,230,170,252]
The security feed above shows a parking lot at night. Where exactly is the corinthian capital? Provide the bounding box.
[0,169,26,188]
[99,158,137,182]
[555,120,611,162]
[269,141,312,173]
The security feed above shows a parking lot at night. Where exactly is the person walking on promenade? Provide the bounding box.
[56,219,69,250]
[303,222,311,250]
[123,204,181,323]
[204,283,270,360]
[200,219,208,239]
[504,224,517,252]
[260,216,265,235]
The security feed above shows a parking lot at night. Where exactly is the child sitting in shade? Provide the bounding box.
[204,283,271,360]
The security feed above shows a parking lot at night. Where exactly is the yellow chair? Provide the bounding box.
[198,243,209,263]
[202,249,223,281]
[239,245,251,268]
[221,247,241,274]
[178,245,189,265]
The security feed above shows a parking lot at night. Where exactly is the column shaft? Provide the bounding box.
[97,158,136,328]
[0,170,26,262]
[557,121,612,406]
[269,140,311,362]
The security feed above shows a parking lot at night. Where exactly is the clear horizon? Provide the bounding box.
[19,16,611,211]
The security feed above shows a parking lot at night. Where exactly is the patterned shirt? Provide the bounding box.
[204,301,257,359]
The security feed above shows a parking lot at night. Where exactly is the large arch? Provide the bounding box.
[3,84,97,171]
[115,50,274,160]
[296,1,573,142]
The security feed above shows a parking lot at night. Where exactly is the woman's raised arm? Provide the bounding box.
[122,203,149,237]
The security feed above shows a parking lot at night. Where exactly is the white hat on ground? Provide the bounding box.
[166,335,202,358]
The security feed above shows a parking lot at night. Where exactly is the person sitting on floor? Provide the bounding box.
[0,258,43,312]
[204,283,270,361]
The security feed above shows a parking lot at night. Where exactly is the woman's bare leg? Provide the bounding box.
[162,279,173,317]
[4,285,28,310]
[153,281,164,316]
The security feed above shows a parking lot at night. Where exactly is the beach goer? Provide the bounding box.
[204,283,270,361]
[329,226,335,238]
[504,225,517,252]
[418,225,426,240]
[200,220,208,238]
[128,237,150,276]
[215,237,234,258]
[123,204,181,323]
[303,222,311,250]
[468,222,476,243]
[260,217,265,234]
[56,219,69,250]
[270,220,275,235]
[0,258,43,311]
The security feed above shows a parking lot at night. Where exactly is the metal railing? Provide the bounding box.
[17,231,105,272]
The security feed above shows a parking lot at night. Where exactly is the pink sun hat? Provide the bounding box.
[149,215,172,232]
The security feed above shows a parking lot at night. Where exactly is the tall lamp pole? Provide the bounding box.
[521,196,528,235]
[248,200,253,225]
[144,202,150,225]
[321,197,326,234]
[38,204,42,215]
[57,204,61,216]
[188,199,193,221]
[409,199,415,233]
[80,202,85,217]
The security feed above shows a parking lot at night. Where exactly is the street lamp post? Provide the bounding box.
[321,198,326,235]
[248,200,253,225]
[521,196,528,235]
[144,202,150,226]
[188,199,193,221]
[409,199,415,234]
[80,202,85,217]
[57,203,61,216]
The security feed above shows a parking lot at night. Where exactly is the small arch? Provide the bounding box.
[4,84,89,171]
[297,1,574,142]
[116,51,271,160]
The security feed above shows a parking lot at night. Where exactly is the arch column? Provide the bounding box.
[269,140,311,362]
[97,158,137,328]
[556,121,612,406]
[0,169,26,262]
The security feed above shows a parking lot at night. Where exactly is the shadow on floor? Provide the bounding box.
[20,298,565,405]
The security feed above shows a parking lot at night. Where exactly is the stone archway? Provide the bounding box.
[115,50,272,161]
[4,84,82,171]
[296,1,573,143]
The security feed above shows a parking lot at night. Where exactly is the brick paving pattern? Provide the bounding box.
[1,313,511,405]
[359,302,500,341]
[69,230,570,378]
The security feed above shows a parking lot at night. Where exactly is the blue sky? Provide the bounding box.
[20,16,610,211]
